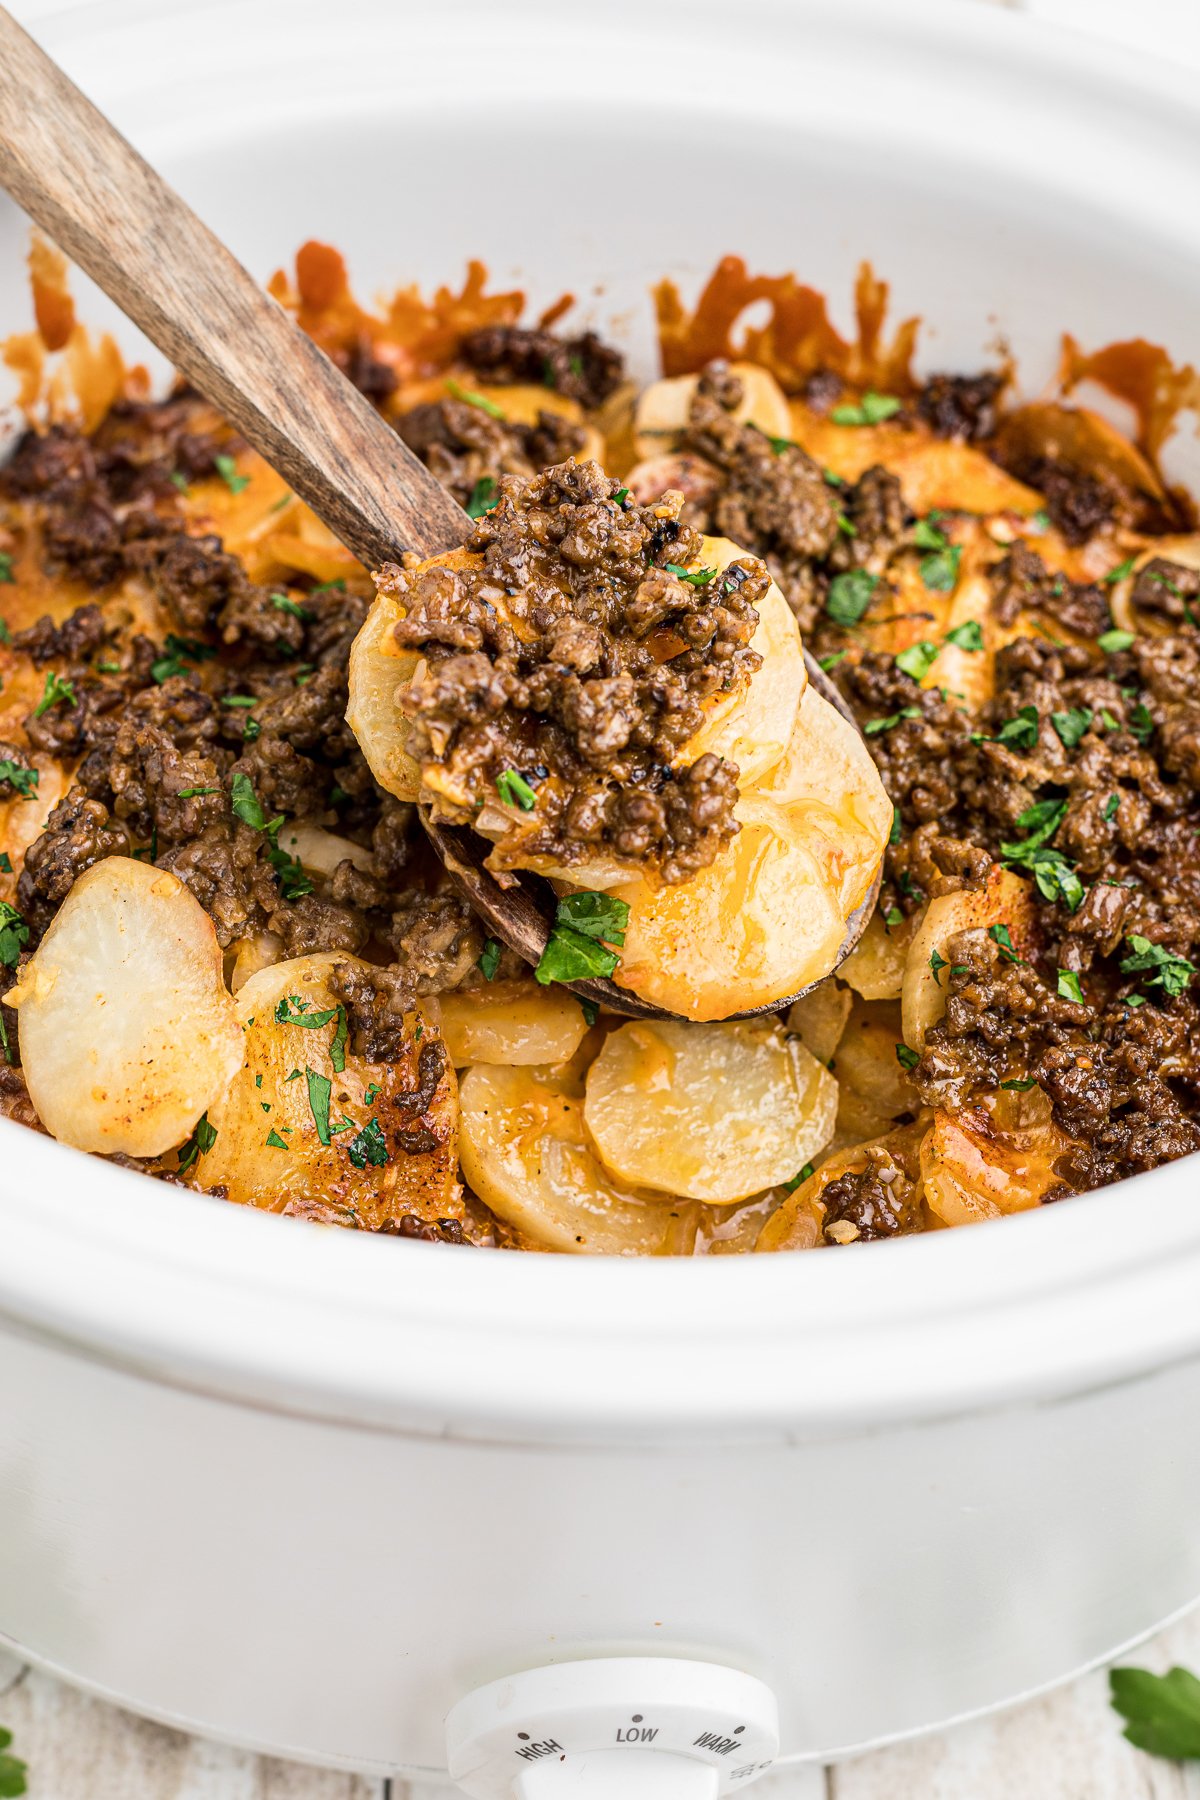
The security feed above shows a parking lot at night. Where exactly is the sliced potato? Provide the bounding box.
[757,684,891,917]
[681,537,805,788]
[902,867,1036,1051]
[199,952,459,1230]
[346,547,479,803]
[838,909,913,1002]
[921,1100,1069,1227]
[634,362,791,460]
[438,979,589,1068]
[583,1019,837,1203]
[786,981,851,1065]
[458,1062,691,1254]
[277,824,374,878]
[7,856,243,1157]
[610,793,847,1021]
[833,999,914,1120]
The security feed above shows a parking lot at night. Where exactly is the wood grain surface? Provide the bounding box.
[0,8,469,568]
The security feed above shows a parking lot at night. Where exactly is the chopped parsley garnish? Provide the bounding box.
[782,1163,815,1192]
[912,516,947,551]
[836,512,856,537]
[270,592,312,620]
[578,997,599,1028]
[825,568,878,626]
[169,471,190,494]
[1007,796,1068,849]
[884,906,903,928]
[445,378,506,419]
[1103,557,1136,585]
[265,1129,288,1149]
[665,563,717,586]
[0,552,14,584]
[1100,708,1120,731]
[275,995,338,1029]
[347,1116,389,1169]
[920,544,962,594]
[1056,969,1084,1004]
[760,430,795,454]
[1128,701,1155,744]
[1103,793,1120,822]
[268,838,314,901]
[496,769,537,811]
[1001,1077,1038,1091]
[895,1043,920,1071]
[177,1112,217,1175]
[612,486,631,506]
[305,1067,332,1145]
[478,939,503,981]
[864,705,922,736]
[466,476,500,519]
[329,1006,348,1075]
[988,923,1022,964]
[33,669,76,717]
[944,619,985,652]
[1029,509,1051,533]
[1098,628,1136,654]
[364,1081,381,1105]
[889,807,902,846]
[214,452,249,494]
[0,901,29,969]
[152,632,215,685]
[0,853,10,874]
[897,871,923,902]
[974,705,1039,751]
[1109,1663,1200,1760]
[1051,705,1093,749]
[1119,935,1197,1000]
[831,391,901,426]
[178,785,220,799]
[895,639,939,682]
[818,650,847,673]
[929,949,949,984]
[221,693,258,708]
[230,771,275,833]
[0,760,37,799]
[1000,800,1083,910]
[536,891,630,987]
[243,717,261,742]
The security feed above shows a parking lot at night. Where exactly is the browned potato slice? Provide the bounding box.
[583,1019,836,1203]
[438,979,588,1068]
[838,910,914,1003]
[198,952,459,1230]
[902,867,1036,1051]
[921,1098,1070,1227]
[833,999,914,1120]
[6,857,243,1157]
[755,1123,924,1252]
[609,794,847,1021]
[458,1062,691,1254]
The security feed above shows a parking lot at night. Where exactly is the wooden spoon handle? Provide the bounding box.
[0,6,468,565]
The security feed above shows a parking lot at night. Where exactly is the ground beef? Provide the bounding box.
[12,603,108,666]
[678,364,841,621]
[996,454,1121,546]
[1130,556,1200,627]
[801,368,844,414]
[332,334,398,405]
[17,790,130,934]
[385,458,763,883]
[156,820,279,947]
[378,1214,466,1243]
[820,1146,923,1242]
[916,371,1003,443]
[459,323,624,409]
[0,742,36,797]
[990,542,1112,637]
[327,959,415,1063]
[396,395,586,510]
[389,891,482,995]
[825,465,909,575]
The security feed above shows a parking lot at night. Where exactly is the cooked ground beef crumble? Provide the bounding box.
[3,253,1199,1252]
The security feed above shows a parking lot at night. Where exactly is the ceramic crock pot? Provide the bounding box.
[2,0,1200,1786]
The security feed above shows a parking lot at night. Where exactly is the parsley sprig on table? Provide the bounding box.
[1111,1664,1200,1759]
[0,1725,26,1797]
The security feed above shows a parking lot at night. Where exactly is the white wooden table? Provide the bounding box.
[7,0,1200,1794]
[6,1607,1200,1798]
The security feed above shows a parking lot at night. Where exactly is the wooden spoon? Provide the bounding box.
[0,8,881,1021]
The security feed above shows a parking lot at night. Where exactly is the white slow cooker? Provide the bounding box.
[2,0,1200,1789]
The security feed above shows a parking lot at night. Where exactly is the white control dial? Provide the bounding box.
[445,1657,779,1799]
